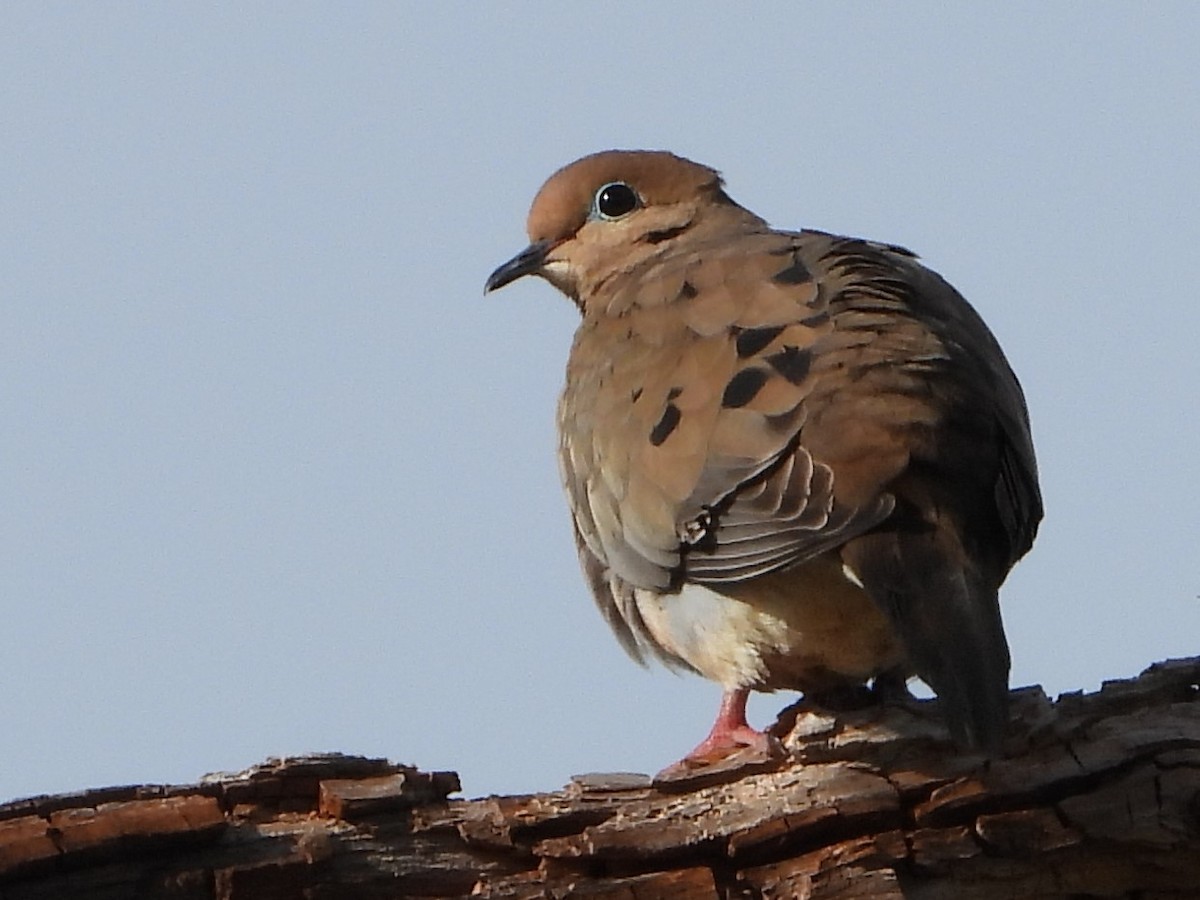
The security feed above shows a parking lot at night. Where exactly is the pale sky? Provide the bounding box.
[3,4,1198,803]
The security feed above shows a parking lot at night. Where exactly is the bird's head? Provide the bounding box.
[485,150,762,307]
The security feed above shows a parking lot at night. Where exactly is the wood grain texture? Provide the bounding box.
[3,658,1198,898]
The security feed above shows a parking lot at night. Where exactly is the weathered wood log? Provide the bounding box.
[2,657,1199,899]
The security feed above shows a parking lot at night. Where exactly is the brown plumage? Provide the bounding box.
[486,150,1041,762]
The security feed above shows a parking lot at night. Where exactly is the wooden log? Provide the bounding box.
[2,657,1199,899]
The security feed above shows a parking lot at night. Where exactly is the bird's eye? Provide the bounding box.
[594,182,640,220]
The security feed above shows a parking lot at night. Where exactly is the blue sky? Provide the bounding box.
[2,4,1198,802]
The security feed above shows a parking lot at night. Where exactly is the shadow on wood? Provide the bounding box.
[2,658,1199,899]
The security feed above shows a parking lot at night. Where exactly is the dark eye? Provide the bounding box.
[594,182,639,220]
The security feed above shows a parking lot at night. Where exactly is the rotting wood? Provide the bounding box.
[1,658,1199,899]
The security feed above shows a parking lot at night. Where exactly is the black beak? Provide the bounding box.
[485,240,552,293]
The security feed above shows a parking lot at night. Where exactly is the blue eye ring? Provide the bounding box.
[593,182,640,220]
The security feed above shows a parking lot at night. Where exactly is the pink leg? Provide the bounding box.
[680,687,773,763]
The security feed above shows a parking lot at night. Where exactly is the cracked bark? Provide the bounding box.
[2,657,1199,899]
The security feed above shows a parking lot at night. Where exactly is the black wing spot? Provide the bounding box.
[773,256,813,285]
[767,345,813,385]
[677,280,698,300]
[667,386,683,400]
[722,368,770,408]
[644,225,689,245]
[631,387,643,403]
[649,404,682,446]
[735,325,786,358]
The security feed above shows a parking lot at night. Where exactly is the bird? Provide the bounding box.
[485,150,1042,766]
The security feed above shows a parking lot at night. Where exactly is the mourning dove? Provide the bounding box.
[486,150,1041,764]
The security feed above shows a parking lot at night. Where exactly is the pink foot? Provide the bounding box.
[664,688,782,774]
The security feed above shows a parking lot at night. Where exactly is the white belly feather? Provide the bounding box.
[633,554,907,691]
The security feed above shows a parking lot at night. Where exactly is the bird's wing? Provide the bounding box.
[558,230,927,594]
[559,228,1041,697]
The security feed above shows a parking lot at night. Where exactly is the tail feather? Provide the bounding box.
[843,528,1011,753]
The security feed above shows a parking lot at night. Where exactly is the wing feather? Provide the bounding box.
[559,227,1041,678]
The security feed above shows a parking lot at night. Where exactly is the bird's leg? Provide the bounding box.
[680,687,773,763]
[872,669,941,723]
[872,669,919,706]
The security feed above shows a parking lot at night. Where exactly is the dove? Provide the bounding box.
[485,150,1041,764]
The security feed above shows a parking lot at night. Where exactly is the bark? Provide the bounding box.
[2,658,1199,899]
